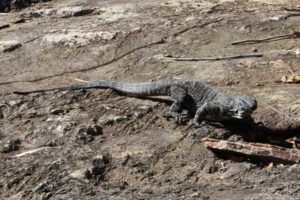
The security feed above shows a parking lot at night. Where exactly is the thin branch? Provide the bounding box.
[74,78,88,83]
[231,31,300,45]
[161,54,263,62]
[202,138,300,164]
[13,147,51,158]
[0,18,223,86]
[173,18,223,37]
[283,7,300,12]
[24,34,45,44]
[0,39,165,86]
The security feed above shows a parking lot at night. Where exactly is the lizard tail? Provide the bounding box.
[13,83,96,95]
[13,80,173,96]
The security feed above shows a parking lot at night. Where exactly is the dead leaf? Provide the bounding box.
[281,75,300,83]
[265,162,274,169]
[270,59,290,69]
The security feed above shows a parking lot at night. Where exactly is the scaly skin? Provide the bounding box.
[13,79,257,126]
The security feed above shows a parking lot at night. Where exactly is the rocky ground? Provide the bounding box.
[1,0,300,199]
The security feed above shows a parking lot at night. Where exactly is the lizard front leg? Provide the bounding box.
[193,103,223,127]
[168,86,187,124]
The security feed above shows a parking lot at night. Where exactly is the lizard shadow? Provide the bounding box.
[213,120,300,147]
[130,95,299,146]
[211,119,268,143]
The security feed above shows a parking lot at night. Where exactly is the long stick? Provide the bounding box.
[162,54,263,61]
[202,138,300,164]
[231,31,300,45]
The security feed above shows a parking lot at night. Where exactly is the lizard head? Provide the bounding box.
[230,96,257,119]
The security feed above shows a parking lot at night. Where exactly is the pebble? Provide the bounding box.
[49,108,64,115]
[1,139,21,153]
[252,47,258,52]
[8,99,23,107]
[191,192,200,197]
[69,169,88,182]
[86,124,103,136]
[22,6,95,18]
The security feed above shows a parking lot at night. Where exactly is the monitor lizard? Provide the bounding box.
[13,79,257,127]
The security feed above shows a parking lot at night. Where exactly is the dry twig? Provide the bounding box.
[161,54,263,61]
[231,30,300,45]
[74,78,88,83]
[202,138,300,164]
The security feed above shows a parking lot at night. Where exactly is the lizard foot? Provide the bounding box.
[174,114,182,124]
[193,120,208,128]
[164,111,182,124]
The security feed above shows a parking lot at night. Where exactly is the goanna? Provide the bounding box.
[14,79,257,127]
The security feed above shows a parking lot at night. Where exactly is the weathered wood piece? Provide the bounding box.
[202,138,300,164]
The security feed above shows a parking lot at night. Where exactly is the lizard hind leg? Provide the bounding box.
[168,86,187,124]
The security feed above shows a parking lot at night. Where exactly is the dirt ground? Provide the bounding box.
[1,0,300,199]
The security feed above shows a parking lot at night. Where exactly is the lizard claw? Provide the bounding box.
[164,111,182,124]
[174,114,182,124]
[193,120,207,128]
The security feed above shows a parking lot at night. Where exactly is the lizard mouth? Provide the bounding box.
[234,113,244,119]
[231,110,251,119]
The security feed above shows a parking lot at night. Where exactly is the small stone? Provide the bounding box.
[57,7,95,18]
[87,124,103,136]
[46,139,58,147]
[1,139,21,153]
[75,124,103,144]
[252,47,258,52]
[85,154,110,183]
[75,130,94,145]
[244,163,256,170]
[98,135,105,143]
[191,192,200,197]
[27,108,37,118]
[41,192,52,200]
[69,169,88,182]
[205,161,218,174]
[49,108,64,115]
[0,40,22,52]
[8,99,23,107]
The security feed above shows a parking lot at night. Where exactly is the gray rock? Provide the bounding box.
[22,6,95,18]
[8,99,23,107]
[49,108,64,115]
[56,7,95,18]
[0,40,22,52]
